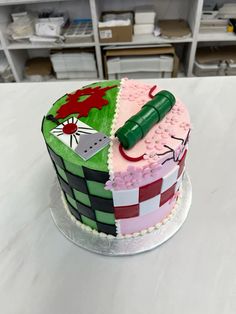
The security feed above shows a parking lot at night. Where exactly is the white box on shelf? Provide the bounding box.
[56,71,97,79]
[135,6,156,24]
[107,55,173,74]
[108,71,171,80]
[194,60,236,76]
[50,52,96,72]
[134,24,154,35]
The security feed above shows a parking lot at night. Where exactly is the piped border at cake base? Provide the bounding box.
[49,173,192,256]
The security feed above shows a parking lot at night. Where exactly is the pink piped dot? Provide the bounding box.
[155,144,163,151]
[147,144,154,150]
[144,138,152,144]
[152,155,159,161]
[155,129,162,135]
[161,133,168,139]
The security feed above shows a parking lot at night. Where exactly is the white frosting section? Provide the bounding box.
[139,194,161,216]
[161,166,179,192]
[112,188,139,206]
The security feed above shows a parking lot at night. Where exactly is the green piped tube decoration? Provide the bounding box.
[115,90,176,149]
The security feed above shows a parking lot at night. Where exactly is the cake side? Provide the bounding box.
[42,80,120,236]
[42,79,191,237]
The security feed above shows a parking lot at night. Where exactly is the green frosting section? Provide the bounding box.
[55,165,68,182]
[66,194,77,208]
[87,180,112,199]
[64,160,84,177]
[95,210,115,225]
[81,216,97,229]
[73,189,91,206]
[42,80,120,172]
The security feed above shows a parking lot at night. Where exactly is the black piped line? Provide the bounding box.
[184,129,191,145]
[164,144,178,162]
[171,135,184,144]
[70,135,73,148]
[73,134,78,145]
[77,130,91,135]
[78,127,93,130]
[162,157,174,165]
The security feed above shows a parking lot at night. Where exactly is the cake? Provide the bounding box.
[42,78,190,238]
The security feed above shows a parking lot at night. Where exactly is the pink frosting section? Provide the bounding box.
[107,79,190,191]
[118,197,176,235]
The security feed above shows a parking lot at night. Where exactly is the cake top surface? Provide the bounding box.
[42,80,119,172]
[42,79,190,189]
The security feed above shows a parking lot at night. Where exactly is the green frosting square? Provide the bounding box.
[95,210,115,225]
[73,189,91,206]
[81,215,97,230]
[87,180,112,199]
[64,160,84,177]
[66,194,77,208]
[55,165,68,182]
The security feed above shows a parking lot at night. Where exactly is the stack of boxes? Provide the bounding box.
[50,49,97,79]
[133,6,156,36]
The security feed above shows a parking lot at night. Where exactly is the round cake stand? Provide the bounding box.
[50,174,192,256]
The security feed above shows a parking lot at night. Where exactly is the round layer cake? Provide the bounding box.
[42,78,191,237]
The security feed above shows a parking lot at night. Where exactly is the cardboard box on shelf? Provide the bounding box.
[194,46,236,76]
[24,57,53,82]
[25,57,52,76]
[98,11,133,43]
[196,46,236,64]
[103,45,179,78]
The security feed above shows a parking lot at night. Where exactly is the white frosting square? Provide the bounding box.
[112,188,139,206]
[161,166,179,192]
[175,171,184,192]
[139,194,161,216]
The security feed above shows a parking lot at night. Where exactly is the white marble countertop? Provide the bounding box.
[0,77,236,314]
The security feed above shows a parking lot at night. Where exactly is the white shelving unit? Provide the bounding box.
[0,0,235,82]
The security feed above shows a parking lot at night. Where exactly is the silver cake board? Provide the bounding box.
[50,174,192,256]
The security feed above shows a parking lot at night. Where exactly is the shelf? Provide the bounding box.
[0,0,214,80]
[7,41,96,50]
[198,32,236,42]
[22,77,97,83]
[99,34,193,46]
[0,0,71,5]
